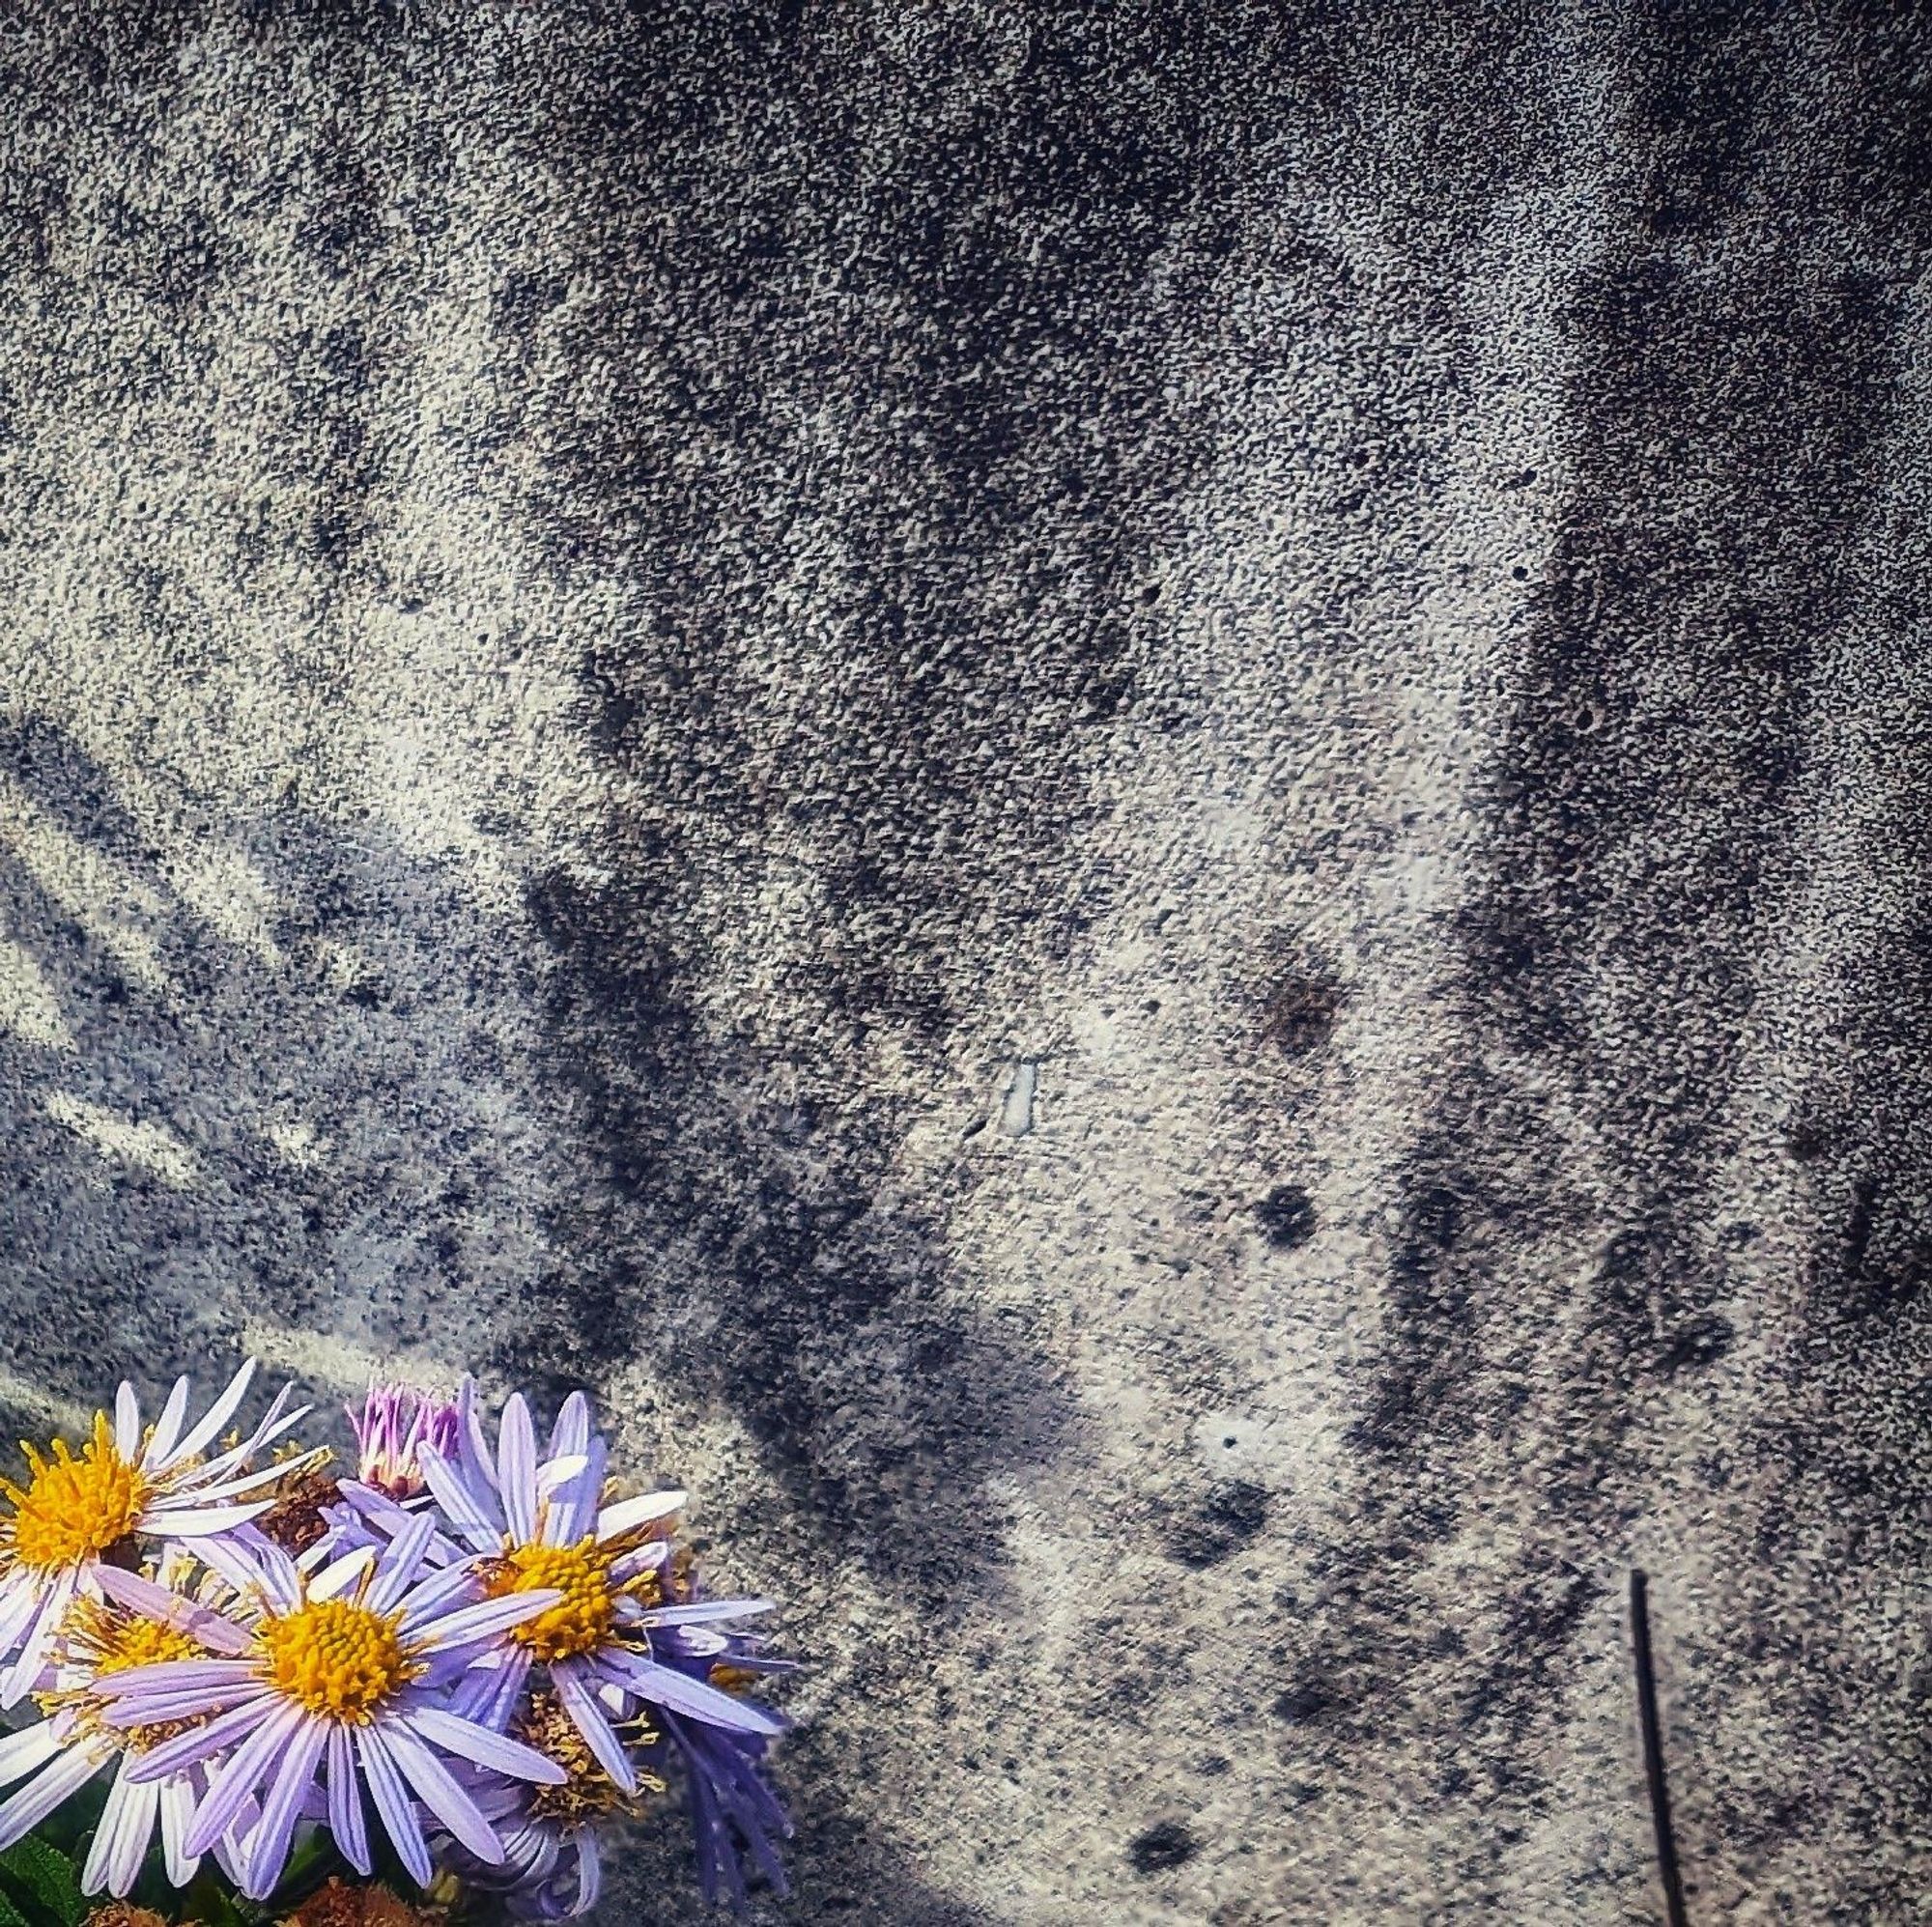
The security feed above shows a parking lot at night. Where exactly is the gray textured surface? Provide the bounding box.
[3,4,1931,1920]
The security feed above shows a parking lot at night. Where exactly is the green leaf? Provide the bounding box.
[0,1834,82,1927]
[177,1865,258,1927]
[260,1821,351,1911]
[0,1885,35,1927]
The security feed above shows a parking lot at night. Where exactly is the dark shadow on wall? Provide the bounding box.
[0,713,1060,1913]
[0,708,1070,1594]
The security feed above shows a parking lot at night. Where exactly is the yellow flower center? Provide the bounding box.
[1,1414,147,1572]
[257,1599,419,1723]
[486,1539,618,1662]
[90,1611,204,1677]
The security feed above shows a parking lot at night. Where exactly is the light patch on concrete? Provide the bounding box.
[0,772,169,995]
[43,1092,199,1188]
[0,936,73,1050]
[239,1317,462,1399]
[0,1366,94,1440]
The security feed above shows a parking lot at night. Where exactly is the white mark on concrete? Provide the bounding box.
[998,1060,1037,1137]
[43,1093,199,1188]
[267,1119,326,1171]
[165,843,283,968]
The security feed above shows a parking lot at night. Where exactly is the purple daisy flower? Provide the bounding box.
[355,1382,783,1799]
[0,1573,224,1897]
[0,1359,321,1706]
[88,1520,569,1901]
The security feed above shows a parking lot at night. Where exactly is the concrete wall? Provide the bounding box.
[3,4,1929,1919]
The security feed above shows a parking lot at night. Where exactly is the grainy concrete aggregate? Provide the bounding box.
[2,5,1930,1920]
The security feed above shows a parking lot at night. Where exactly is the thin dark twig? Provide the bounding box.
[1630,1569,1690,1927]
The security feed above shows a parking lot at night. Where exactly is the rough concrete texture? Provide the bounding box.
[1,3,1929,1920]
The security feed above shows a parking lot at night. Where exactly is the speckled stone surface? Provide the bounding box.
[2,4,1930,1920]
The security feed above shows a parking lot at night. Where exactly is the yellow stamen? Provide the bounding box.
[485,1538,620,1663]
[50,1597,211,1751]
[66,1597,204,1677]
[0,1414,148,1572]
[257,1599,419,1723]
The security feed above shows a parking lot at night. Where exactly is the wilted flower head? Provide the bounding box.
[349,1384,462,1504]
[281,1875,447,1925]
[441,1691,659,1920]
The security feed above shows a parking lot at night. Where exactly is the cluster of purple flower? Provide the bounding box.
[0,1364,790,1917]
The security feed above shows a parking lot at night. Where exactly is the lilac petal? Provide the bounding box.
[242,1717,327,1900]
[148,1375,192,1465]
[191,1533,277,1609]
[547,1439,606,1548]
[396,1561,480,1632]
[0,1744,105,1848]
[166,1359,256,1468]
[458,1376,498,1490]
[412,1589,560,1652]
[184,1702,306,1856]
[113,1382,141,1460]
[552,1663,638,1795]
[445,1647,531,1728]
[0,1722,60,1787]
[149,1500,275,1538]
[501,1821,560,1886]
[535,1453,589,1500]
[99,1681,266,1729]
[576,1823,603,1914]
[497,1396,538,1544]
[2,1573,75,1708]
[404,1708,566,1784]
[251,1540,305,1613]
[416,1448,505,1553]
[159,1772,201,1887]
[93,1658,259,1699]
[93,1567,253,1655]
[379,1717,504,1865]
[171,1454,309,1502]
[83,1759,156,1898]
[356,1725,432,1887]
[204,1392,311,1477]
[368,1513,438,1613]
[615,1658,784,1736]
[548,1391,591,1461]
[610,1542,669,1585]
[0,1578,42,1655]
[596,1489,685,1541]
[309,1546,378,1602]
[636,1599,776,1629]
[338,1481,465,1566]
[126,1694,277,1782]
[327,1725,371,1875]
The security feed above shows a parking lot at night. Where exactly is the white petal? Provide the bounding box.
[165,1358,257,1468]
[113,1383,141,1461]
[159,1772,201,1887]
[148,1377,192,1466]
[597,1490,686,1541]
